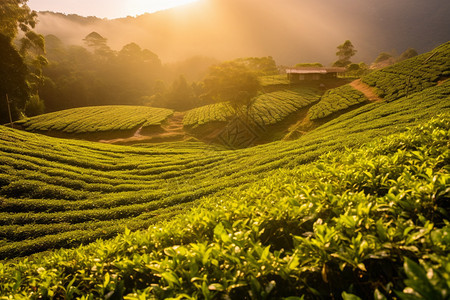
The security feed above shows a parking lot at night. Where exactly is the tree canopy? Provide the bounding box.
[375,52,394,63]
[203,61,261,111]
[398,48,418,61]
[0,33,29,123]
[333,40,357,67]
[0,0,46,122]
[0,0,37,41]
[294,63,323,68]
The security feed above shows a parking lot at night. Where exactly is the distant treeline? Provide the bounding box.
[40,33,278,112]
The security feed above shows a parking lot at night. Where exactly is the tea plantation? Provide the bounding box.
[183,87,320,128]
[308,85,367,120]
[0,43,449,298]
[15,106,174,134]
[362,41,450,102]
[0,111,448,298]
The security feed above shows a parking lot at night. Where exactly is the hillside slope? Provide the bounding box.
[14,105,174,140]
[1,113,448,298]
[0,80,448,260]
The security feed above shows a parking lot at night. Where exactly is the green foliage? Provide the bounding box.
[183,87,321,127]
[259,74,291,87]
[333,40,357,67]
[83,32,113,58]
[0,115,448,299]
[362,42,450,102]
[375,52,394,63]
[294,63,324,68]
[308,85,367,120]
[0,0,38,42]
[232,56,278,75]
[249,88,320,126]
[0,33,29,123]
[0,0,46,104]
[398,48,419,62]
[203,61,261,109]
[183,102,234,127]
[24,94,45,117]
[40,34,163,112]
[16,105,173,133]
[0,77,448,261]
[147,76,205,111]
[396,258,450,300]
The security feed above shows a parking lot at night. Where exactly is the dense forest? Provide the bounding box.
[40,33,279,113]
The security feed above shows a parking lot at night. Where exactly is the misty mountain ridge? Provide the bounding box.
[34,0,450,65]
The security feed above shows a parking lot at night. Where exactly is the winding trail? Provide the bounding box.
[350,79,383,102]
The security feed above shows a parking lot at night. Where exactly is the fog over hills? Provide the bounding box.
[34,0,450,65]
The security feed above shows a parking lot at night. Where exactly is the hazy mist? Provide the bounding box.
[34,0,450,65]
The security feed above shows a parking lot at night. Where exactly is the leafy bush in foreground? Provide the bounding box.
[1,115,448,299]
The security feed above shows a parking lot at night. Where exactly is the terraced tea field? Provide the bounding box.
[362,41,450,101]
[15,105,174,134]
[183,87,321,128]
[259,74,291,86]
[1,108,448,298]
[308,84,367,120]
[1,80,449,260]
[1,41,450,300]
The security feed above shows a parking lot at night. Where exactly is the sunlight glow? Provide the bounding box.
[125,0,200,15]
[27,0,200,19]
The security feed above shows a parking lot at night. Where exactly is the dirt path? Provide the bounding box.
[99,112,188,144]
[350,79,383,102]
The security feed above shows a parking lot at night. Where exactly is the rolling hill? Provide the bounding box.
[14,106,174,139]
[0,42,449,298]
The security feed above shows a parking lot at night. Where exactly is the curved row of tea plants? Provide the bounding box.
[183,87,320,128]
[0,80,449,260]
[1,115,448,299]
[15,106,174,133]
[308,85,367,120]
[361,41,450,102]
[259,74,291,86]
[249,88,320,126]
[182,102,234,127]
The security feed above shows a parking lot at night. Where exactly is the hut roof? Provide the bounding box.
[286,67,346,74]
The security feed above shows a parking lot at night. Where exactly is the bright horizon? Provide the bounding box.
[26,0,200,19]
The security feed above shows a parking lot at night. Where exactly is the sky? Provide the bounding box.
[27,0,200,19]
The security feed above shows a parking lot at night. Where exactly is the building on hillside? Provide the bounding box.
[286,67,346,82]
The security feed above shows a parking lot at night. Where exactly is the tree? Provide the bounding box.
[203,61,261,112]
[0,33,29,123]
[375,52,394,63]
[398,48,418,61]
[0,0,37,41]
[24,94,45,117]
[294,63,323,68]
[0,0,46,121]
[83,32,113,58]
[333,40,357,67]
[233,56,278,75]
